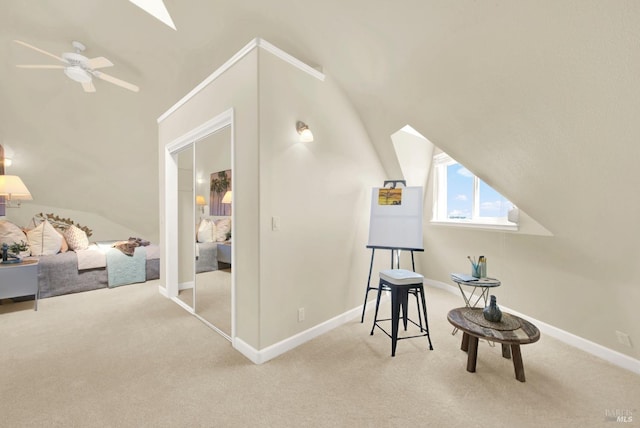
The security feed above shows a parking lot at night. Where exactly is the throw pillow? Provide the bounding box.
[57,229,69,253]
[197,218,216,243]
[0,220,28,248]
[27,220,63,256]
[63,224,89,251]
[214,218,231,242]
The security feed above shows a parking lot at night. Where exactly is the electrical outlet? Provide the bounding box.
[298,307,305,322]
[615,330,632,347]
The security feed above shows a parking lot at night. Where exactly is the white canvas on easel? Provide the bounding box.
[367,186,423,250]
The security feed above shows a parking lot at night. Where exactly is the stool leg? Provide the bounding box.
[412,290,423,330]
[391,286,401,356]
[400,288,409,331]
[370,281,384,335]
[418,285,433,350]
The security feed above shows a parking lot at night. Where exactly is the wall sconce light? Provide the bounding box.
[1,158,12,167]
[221,190,232,204]
[0,175,33,208]
[296,121,314,142]
[196,195,206,214]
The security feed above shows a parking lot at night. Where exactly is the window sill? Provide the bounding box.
[430,220,518,232]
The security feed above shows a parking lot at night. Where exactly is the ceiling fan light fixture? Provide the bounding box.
[64,65,92,83]
[14,39,139,93]
[62,52,89,67]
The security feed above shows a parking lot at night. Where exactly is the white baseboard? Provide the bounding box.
[233,297,387,365]
[424,278,640,375]
[180,275,638,374]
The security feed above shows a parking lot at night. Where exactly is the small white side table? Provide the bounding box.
[450,273,501,337]
[450,274,501,308]
[0,259,39,311]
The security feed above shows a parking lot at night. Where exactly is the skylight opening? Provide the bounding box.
[391,124,435,188]
[129,0,176,30]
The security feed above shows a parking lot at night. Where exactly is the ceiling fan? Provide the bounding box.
[13,40,140,93]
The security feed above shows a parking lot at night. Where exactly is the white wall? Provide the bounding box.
[257,50,387,347]
[4,203,146,242]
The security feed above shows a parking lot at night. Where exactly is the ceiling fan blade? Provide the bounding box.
[13,40,69,64]
[93,71,139,92]
[87,57,113,69]
[16,64,65,69]
[82,81,96,93]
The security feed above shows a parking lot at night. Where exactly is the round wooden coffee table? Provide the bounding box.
[447,307,540,382]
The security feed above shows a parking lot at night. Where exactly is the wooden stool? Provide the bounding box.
[370,269,434,356]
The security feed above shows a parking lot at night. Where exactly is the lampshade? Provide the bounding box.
[221,190,232,204]
[0,175,33,200]
[195,195,206,206]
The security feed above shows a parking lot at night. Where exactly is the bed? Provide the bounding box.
[195,216,231,273]
[196,242,218,273]
[195,242,231,273]
[30,243,160,299]
[1,218,160,299]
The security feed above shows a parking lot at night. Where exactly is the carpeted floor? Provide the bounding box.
[0,280,638,427]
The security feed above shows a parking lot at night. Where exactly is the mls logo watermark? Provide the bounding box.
[605,409,634,423]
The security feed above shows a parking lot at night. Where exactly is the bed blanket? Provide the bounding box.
[77,243,160,271]
[76,245,107,270]
[106,246,146,287]
[113,237,150,256]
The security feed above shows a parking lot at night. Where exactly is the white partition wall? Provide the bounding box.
[159,39,386,361]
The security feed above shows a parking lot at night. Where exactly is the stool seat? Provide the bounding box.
[379,269,424,285]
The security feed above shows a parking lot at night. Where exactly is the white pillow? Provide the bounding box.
[63,225,89,251]
[214,218,231,242]
[197,219,216,243]
[27,220,63,256]
[0,220,28,248]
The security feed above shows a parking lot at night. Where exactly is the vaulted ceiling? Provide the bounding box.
[2,1,639,277]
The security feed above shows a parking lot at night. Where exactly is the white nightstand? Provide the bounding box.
[0,259,39,311]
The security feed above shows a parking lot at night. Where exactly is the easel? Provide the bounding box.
[360,245,424,323]
[360,179,424,323]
